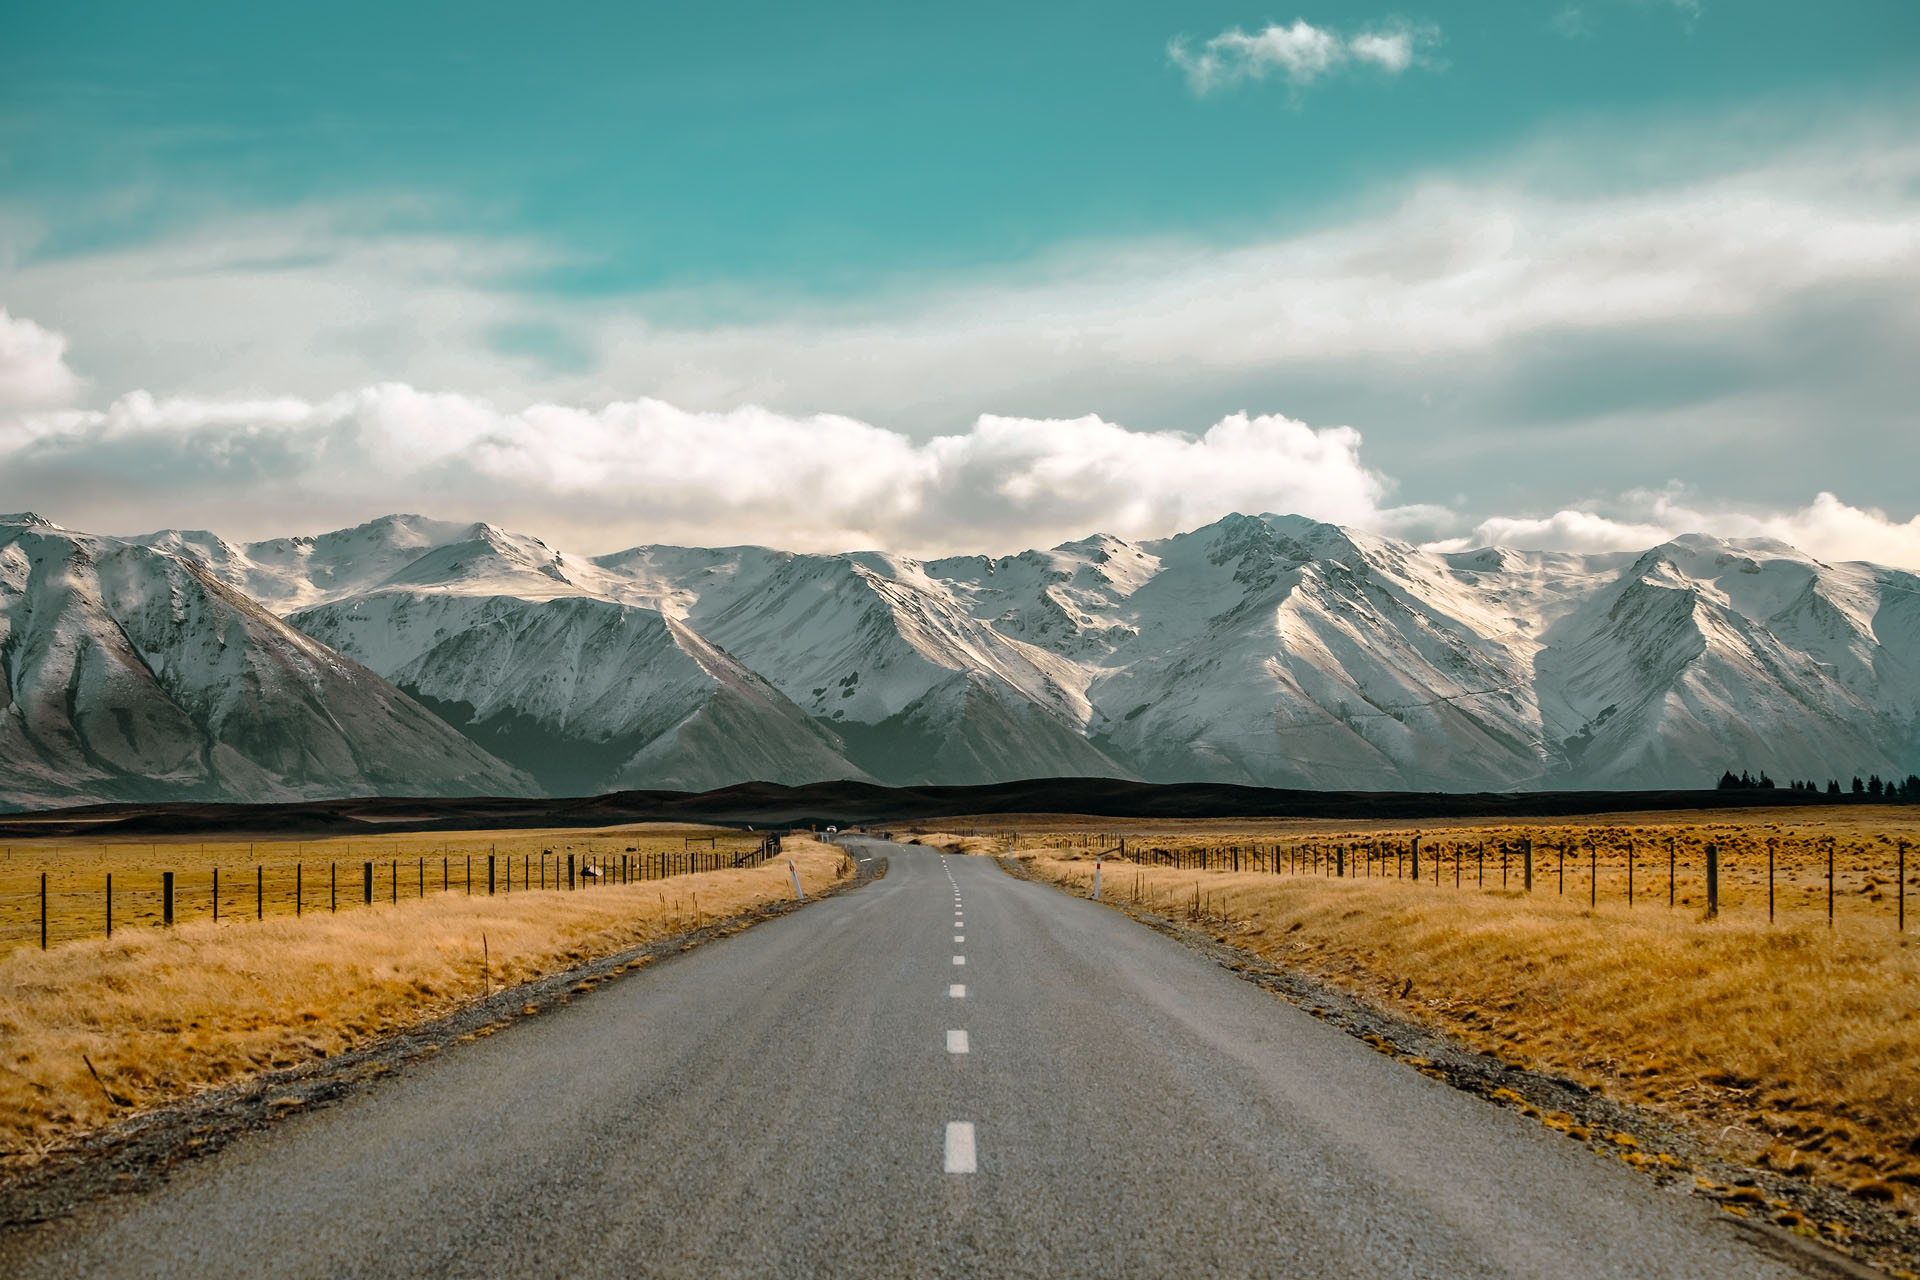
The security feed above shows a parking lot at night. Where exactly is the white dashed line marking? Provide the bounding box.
[950,983,965,997]
[953,955,966,965]
[947,1029,969,1054]
[945,1122,976,1173]
[954,934,964,942]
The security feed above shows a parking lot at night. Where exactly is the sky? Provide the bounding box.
[2,0,1919,563]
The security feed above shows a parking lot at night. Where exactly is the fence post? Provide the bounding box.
[392,859,398,904]
[466,855,472,896]
[363,861,373,906]
[1589,841,1596,908]
[1523,838,1533,892]
[1768,839,1775,923]
[1558,842,1564,894]
[257,865,264,920]
[568,854,575,890]
[212,868,219,921]
[331,862,337,912]
[1668,838,1676,907]
[42,872,49,947]
[1094,860,1102,901]
[1827,839,1835,929]
[105,873,112,938]
[164,870,175,926]
[297,864,302,916]
[1900,841,1908,933]
[1705,843,1719,919]
[489,854,496,895]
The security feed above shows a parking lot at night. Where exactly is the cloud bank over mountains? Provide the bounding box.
[1,122,1917,565]
[3,305,1919,568]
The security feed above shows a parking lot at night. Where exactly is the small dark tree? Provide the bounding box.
[1828,779,1842,796]
[1718,770,1742,790]
[1758,772,1775,790]
[1853,776,1867,795]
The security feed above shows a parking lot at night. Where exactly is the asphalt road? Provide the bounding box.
[2,839,1842,1278]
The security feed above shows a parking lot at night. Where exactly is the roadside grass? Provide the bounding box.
[0,837,849,1163]
[0,822,774,955]
[1021,843,1920,1203]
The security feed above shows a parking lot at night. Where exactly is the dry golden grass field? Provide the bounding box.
[0,824,777,954]
[958,808,1920,1205]
[0,831,848,1163]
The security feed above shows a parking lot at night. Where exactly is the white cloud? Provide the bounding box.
[1427,492,1920,570]
[0,308,81,409]
[0,372,1398,556]
[1169,19,1436,94]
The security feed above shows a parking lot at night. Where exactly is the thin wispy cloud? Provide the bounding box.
[1169,18,1439,95]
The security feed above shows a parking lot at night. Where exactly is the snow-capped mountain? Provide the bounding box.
[0,514,533,811]
[12,509,1916,808]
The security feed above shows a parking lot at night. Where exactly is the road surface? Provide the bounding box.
[1,838,1841,1277]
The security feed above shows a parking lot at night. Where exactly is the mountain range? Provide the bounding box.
[3,509,1915,810]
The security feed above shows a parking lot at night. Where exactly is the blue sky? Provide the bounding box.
[2,1,1918,561]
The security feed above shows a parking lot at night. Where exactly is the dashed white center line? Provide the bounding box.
[953,955,966,965]
[945,1121,977,1174]
[950,983,966,997]
[947,1028,970,1054]
[954,934,964,942]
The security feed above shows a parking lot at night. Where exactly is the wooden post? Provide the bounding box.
[331,862,337,913]
[42,872,48,947]
[1705,842,1719,919]
[1900,841,1907,933]
[418,857,424,897]
[297,864,302,916]
[212,868,219,921]
[1523,838,1533,892]
[1767,839,1775,923]
[1557,841,1564,894]
[568,853,576,890]
[1668,837,1676,907]
[466,855,472,895]
[1627,839,1634,907]
[1827,839,1835,929]
[1479,841,1484,887]
[391,858,398,904]
[164,870,175,926]
[257,865,263,920]
[362,861,373,906]
[443,856,449,892]
[106,873,112,938]
[1589,840,1596,908]
[489,854,496,895]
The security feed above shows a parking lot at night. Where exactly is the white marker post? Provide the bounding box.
[788,860,805,901]
[1094,860,1102,901]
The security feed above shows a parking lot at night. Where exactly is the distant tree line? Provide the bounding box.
[1717,768,1920,800]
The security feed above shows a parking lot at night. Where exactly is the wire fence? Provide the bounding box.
[1020,828,1918,933]
[0,832,788,953]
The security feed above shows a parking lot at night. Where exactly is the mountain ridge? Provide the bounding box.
[4,510,1914,808]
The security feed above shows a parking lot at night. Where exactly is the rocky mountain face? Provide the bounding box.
[0,514,534,811]
[5,509,1913,809]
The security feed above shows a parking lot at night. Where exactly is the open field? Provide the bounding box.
[911,807,1920,931]
[963,809,1920,1205]
[0,833,849,1162]
[0,823,780,955]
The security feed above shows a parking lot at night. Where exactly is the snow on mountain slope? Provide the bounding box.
[123,510,1920,796]
[0,515,533,810]
[288,590,870,794]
